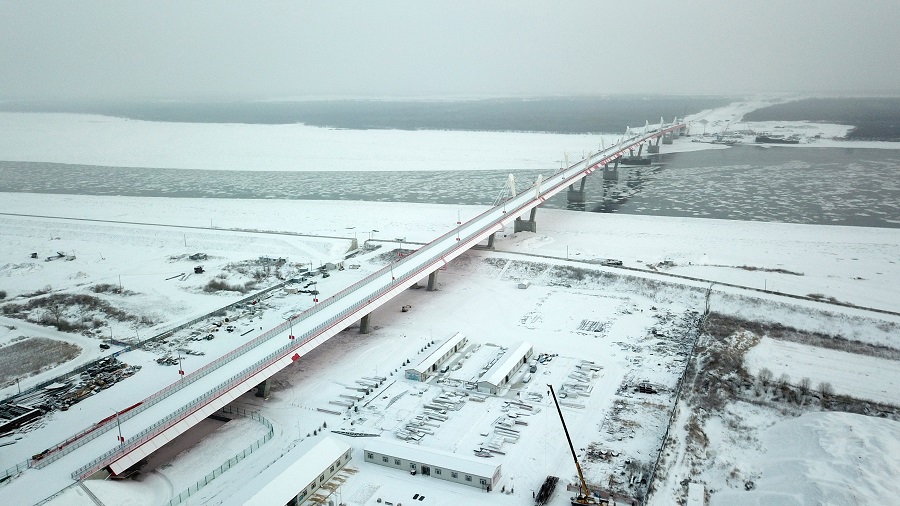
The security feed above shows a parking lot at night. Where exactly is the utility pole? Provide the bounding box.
[113,408,124,446]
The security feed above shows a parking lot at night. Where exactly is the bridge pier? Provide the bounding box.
[662,132,674,144]
[486,232,495,249]
[648,139,660,154]
[360,313,371,334]
[514,208,537,233]
[603,159,619,181]
[567,177,587,203]
[427,270,439,291]
[256,378,271,398]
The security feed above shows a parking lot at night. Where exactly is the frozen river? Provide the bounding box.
[3,146,899,228]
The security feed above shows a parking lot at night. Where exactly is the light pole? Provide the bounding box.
[112,408,124,446]
[178,351,184,380]
[286,316,295,340]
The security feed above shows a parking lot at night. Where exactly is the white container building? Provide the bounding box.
[228,436,351,505]
[405,332,467,382]
[477,342,534,394]
[364,438,501,491]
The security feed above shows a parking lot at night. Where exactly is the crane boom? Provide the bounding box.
[547,384,595,504]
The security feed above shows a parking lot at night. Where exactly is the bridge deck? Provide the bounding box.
[26,123,684,486]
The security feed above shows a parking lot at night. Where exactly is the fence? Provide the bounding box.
[0,460,29,486]
[165,406,273,506]
[643,298,709,500]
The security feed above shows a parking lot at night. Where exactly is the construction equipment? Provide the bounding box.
[547,384,600,505]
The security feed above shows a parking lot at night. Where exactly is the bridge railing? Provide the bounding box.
[71,124,683,478]
[31,279,301,468]
[72,203,511,479]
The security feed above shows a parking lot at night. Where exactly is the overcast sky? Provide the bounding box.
[1,0,898,101]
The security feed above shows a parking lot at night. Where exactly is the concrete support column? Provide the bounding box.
[360,313,371,334]
[256,378,271,398]
[648,142,660,154]
[514,208,538,232]
[662,133,674,144]
[603,160,619,181]
[567,177,587,203]
[427,271,439,291]
[486,233,495,249]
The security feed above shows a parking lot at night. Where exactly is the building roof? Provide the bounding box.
[365,438,500,479]
[408,332,466,375]
[231,436,351,506]
[479,342,533,387]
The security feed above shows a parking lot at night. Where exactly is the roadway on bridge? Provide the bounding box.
[10,123,684,504]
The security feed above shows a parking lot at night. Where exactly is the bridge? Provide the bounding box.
[14,120,686,492]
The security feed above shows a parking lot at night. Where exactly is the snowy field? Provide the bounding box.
[1,195,897,506]
[1,98,899,506]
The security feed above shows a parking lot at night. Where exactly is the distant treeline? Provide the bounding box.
[0,96,734,134]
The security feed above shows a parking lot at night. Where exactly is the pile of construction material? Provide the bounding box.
[558,360,602,408]
[474,399,540,457]
[395,390,467,441]
[322,376,386,414]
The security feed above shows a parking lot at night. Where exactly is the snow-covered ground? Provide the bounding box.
[745,337,897,405]
[1,195,897,506]
[1,98,898,506]
[711,412,900,506]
